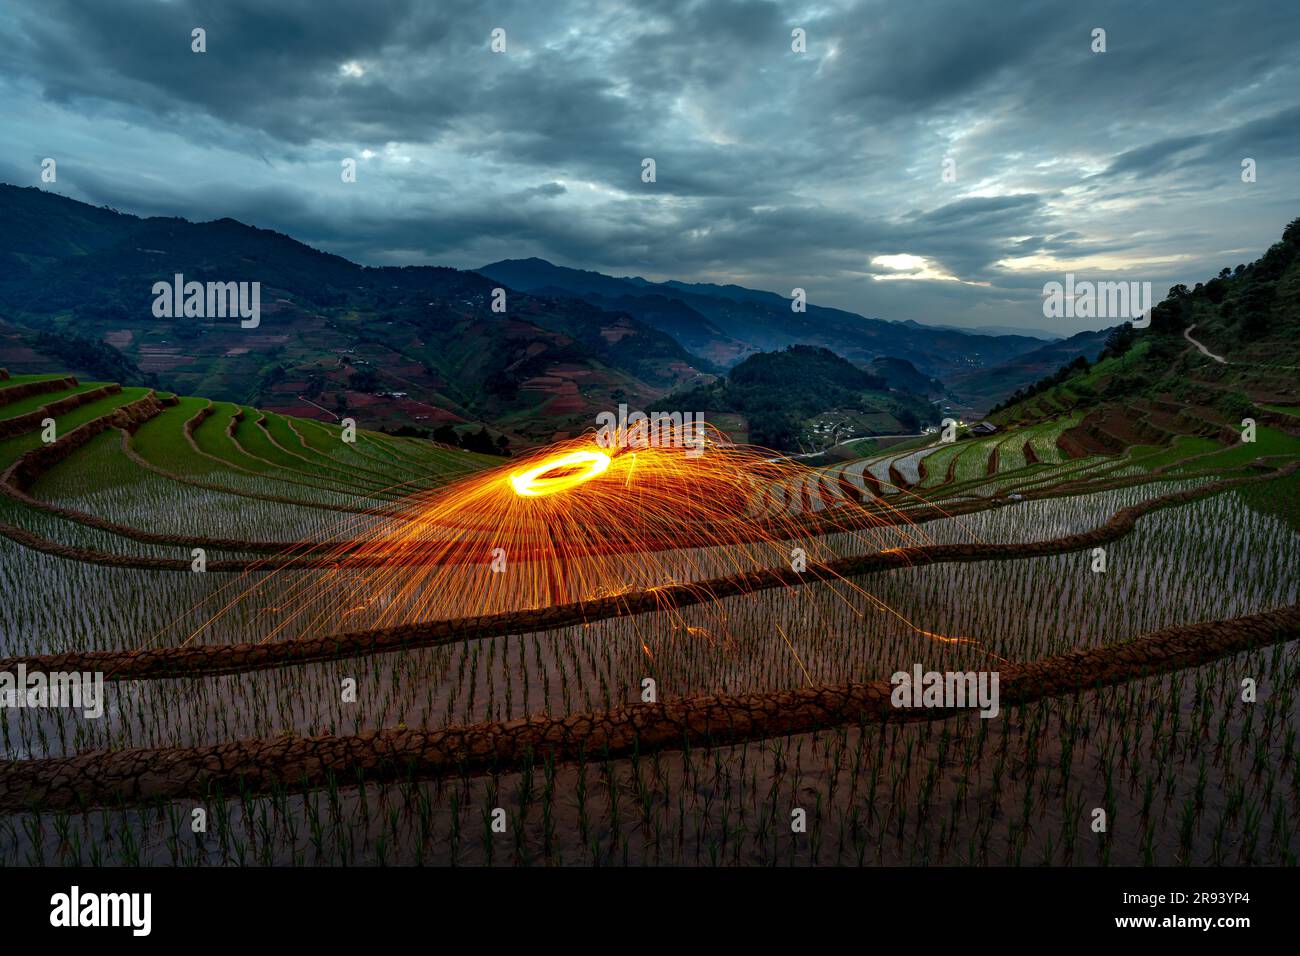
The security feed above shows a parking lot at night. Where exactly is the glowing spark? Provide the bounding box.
[509,449,612,498]
[164,419,989,671]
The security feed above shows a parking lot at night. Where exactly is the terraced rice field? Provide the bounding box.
[1,368,1298,865]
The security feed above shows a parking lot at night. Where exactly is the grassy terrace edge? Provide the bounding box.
[2,462,1291,681]
[2,600,1296,812]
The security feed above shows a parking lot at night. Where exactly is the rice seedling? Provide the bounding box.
[1,362,1296,869]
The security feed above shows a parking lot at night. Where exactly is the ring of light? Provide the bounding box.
[509,450,611,498]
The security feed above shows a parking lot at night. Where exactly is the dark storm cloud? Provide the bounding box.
[815,1,1066,110]
[2,0,1298,334]
[1104,107,1300,183]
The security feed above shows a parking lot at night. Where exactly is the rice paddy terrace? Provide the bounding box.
[1,357,1298,866]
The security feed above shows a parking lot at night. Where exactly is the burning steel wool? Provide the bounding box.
[508,449,611,498]
[161,422,980,659]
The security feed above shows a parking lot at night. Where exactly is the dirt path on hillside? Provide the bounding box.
[1184,324,1228,364]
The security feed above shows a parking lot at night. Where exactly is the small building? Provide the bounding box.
[969,421,998,436]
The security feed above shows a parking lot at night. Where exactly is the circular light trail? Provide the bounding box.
[509,449,612,498]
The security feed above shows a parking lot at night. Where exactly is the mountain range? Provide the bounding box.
[476,257,1054,378]
[0,183,1100,442]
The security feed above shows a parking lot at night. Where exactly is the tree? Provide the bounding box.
[460,426,498,455]
[1098,322,1137,361]
[1239,283,1275,339]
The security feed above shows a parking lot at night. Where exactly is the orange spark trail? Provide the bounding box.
[157,422,988,675]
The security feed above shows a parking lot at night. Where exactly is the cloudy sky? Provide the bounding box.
[2,0,1298,334]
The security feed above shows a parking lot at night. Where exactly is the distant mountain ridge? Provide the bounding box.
[946,328,1114,409]
[0,185,710,441]
[0,183,1100,441]
[477,257,1052,377]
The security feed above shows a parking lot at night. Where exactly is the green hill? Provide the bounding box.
[990,216,1300,453]
[668,344,938,450]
